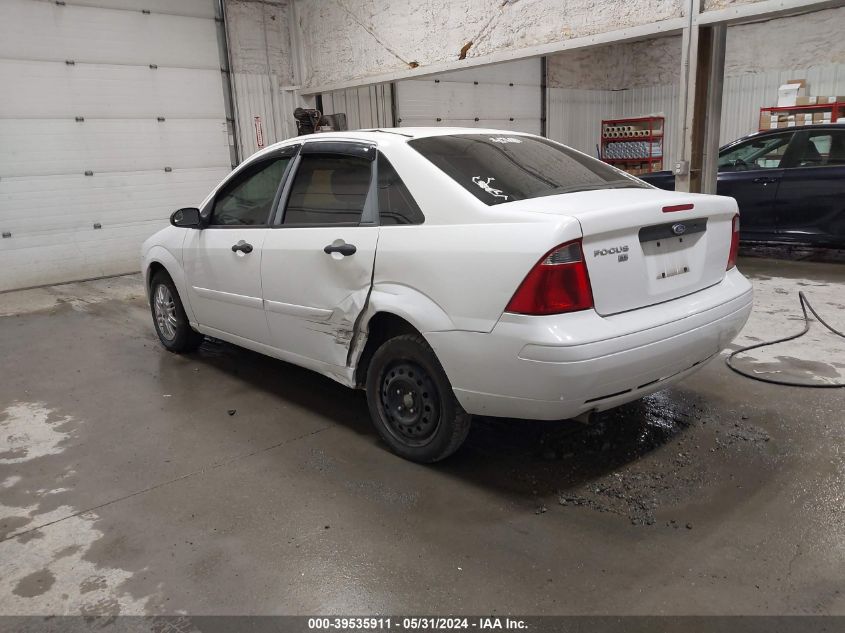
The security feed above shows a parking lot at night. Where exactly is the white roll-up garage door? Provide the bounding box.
[0,0,233,291]
[395,59,542,134]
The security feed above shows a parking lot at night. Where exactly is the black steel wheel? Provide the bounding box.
[380,360,441,447]
[366,334,471,462]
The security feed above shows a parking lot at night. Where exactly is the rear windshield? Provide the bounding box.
[408,134,648,205]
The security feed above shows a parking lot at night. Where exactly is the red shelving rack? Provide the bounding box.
[759,102,844,131]
[600,115,664,176]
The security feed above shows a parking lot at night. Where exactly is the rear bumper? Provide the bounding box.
[426,268,753,420]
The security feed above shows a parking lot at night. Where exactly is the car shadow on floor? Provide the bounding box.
[184,337,699,501]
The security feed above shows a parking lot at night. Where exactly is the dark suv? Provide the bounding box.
[641,125,845,247]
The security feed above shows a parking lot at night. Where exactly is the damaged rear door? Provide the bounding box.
[261,141,378,370]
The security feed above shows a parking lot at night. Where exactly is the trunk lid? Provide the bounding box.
[506,188,737,316]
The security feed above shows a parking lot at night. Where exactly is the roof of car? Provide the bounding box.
[296,127,535,140]
[738,123,845,138]
[246,127,537,162]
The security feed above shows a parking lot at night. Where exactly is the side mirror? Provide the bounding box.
[170,207,203,229]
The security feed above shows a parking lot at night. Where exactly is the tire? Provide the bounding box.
[366,334,471,463]
[149,271,204,353]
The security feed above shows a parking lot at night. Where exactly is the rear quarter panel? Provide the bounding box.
[372,140,587,334]
[372,218,582,333]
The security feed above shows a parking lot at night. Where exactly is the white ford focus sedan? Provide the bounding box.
[142,128,752,462]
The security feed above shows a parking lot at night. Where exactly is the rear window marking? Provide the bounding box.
[489,137,522,144]
[472,176,509,200]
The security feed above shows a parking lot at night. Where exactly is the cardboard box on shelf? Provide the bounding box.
[796,113,813,124]
[777,79,807,107]
[812,96,845,104]
[796,96,818,105]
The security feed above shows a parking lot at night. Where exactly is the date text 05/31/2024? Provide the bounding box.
[307,617,528,630]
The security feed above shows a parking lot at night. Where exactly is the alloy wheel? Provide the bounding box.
[153,284,178,341]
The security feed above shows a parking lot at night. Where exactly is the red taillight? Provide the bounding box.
[505,240,594,315]
[727,214,740,270]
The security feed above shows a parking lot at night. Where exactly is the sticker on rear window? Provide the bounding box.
[489,137,522,144]
[472,176,509,201]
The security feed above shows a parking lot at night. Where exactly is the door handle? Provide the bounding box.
[323,243,357,256]
[231,240,253,254]
[752,176,780,184]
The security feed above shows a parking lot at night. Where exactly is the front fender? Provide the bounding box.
[143,244,196,324]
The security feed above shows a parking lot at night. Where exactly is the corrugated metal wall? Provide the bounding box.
[548,64,845,169]
[231,74,311,161]
[546,88,617,160]
[547,85,680,165]
[720,64,845,143]
[321,84,393,130]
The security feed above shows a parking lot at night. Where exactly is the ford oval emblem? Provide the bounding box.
[672,223,686,235]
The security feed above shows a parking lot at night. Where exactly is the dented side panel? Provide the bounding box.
[261,226,379,369]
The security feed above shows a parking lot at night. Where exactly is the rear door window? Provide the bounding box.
[282,154,372,226]
[408,134,647,206]
[793,130,845,167]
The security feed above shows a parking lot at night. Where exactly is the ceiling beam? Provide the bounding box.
[695,0,843,25]
[299,17,687,95]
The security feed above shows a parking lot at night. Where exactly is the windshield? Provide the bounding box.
[408,134,649,206]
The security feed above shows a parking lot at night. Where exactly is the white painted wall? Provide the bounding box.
[226,0,314,160]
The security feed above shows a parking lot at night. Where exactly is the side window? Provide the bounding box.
[794,131,845,167]
[210,157,289,226]
[718,133,792,171]
[377,154,425,225]
[283,154,372,226]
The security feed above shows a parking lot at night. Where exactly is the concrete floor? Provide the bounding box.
[0,256,843,615]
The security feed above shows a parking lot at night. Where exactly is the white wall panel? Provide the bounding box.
[396,59,542,135]
[0,167,229,291]
[0,0,220,68]
[322,84,393,130]
[0,0,229,290]
[0,119,230,178]
[0,61,225,119]
[1,220,170,291]
[428,59,542,86]
[59,0,217,19]
[397,82,540,121]
[0,168,229,236]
